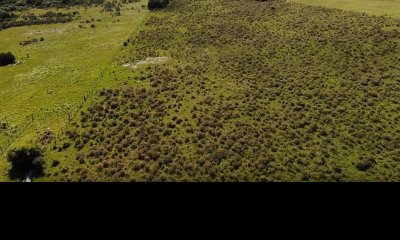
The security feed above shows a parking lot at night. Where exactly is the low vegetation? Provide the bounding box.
[41,0,400,181]
[1,0,400,181]
[290,0,400,19]
[19,37,45,46]
[0,0,148,181]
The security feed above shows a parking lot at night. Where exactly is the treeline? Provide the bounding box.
[0,0,106,30]
[102,0,141,15]
[0,0,105,10]
[0,10,77,30]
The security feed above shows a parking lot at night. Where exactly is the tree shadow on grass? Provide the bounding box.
[7,147,45,181]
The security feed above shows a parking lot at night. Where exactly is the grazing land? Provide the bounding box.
[290,0,400,19]
[1,0,400,181]
[0,0,148,181]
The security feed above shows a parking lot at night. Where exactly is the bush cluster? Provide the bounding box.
[56,0,400,181]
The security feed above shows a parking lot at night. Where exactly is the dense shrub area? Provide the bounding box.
[54,0,400,181]
[0,10,76,30]
[0,0,111,30]
[0,9,15,20]
[0,0,105,9]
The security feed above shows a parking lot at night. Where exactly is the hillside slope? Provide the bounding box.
[38,0,400,182]
[290,0,400,19]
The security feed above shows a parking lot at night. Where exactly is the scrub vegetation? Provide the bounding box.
[1,0,400,181]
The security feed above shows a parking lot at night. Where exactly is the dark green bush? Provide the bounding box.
[7,146,44,180]
[0,9,15,20]
[147,0,169,10]
[0,52,15,66]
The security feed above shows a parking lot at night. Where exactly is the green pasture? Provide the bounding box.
[0,0,148,181]
[290,0,400,18]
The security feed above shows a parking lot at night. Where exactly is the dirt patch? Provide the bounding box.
[122,57,169,69]
[25,28,66,36]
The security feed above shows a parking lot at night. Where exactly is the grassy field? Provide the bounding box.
[37,0,400,182]
[2,0,400,182]
[0,0,148,181]
[289,0,400,19]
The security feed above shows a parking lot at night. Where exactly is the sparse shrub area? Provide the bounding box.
[19,37,45,46]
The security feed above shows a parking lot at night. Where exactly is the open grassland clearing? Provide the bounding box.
[289,0,400,19]
[0,0,148,181]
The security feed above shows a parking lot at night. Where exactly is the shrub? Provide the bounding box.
[51,160,60,167]
[356,160,374,171]
[356,157,375,171]
[147,0,169,10]
[20,38,39,46]
[62,142,71,150]
[7,146,44,180]
[76,153,85,164]
[0,52,16,66]
[0,10,15,20]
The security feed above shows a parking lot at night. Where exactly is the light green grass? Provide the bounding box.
[289,0,400,18]
[0,1,148,181]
